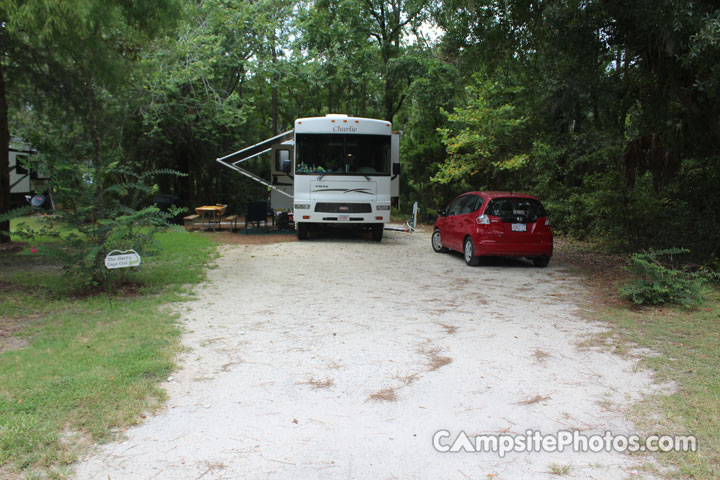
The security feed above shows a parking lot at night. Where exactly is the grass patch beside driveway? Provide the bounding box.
[556,238,719,479]
[0,226,216,479]
[596,294,720,479]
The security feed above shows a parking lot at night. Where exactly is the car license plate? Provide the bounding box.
[511,223,526,232]
[339,215,349,221]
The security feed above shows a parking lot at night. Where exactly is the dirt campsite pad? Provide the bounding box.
[76,229,661,479]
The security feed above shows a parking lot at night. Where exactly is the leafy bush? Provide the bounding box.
[620,248,704,307]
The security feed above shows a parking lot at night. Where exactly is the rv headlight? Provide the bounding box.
[294,204,311,210]
[376,205,391,211]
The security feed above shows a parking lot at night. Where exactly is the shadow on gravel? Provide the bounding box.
[445,250,536,268]
[302,228,380,243]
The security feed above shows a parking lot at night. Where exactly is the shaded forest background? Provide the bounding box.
[2,0,719,261]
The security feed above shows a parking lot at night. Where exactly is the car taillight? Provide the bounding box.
[476,214,490,227]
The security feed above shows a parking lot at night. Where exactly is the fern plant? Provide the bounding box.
[620,248,704,307]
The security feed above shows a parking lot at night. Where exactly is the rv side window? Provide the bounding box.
[275,150,290,171]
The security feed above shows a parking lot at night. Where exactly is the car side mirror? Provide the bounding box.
[437,209,446,217]
[392,163,401,175]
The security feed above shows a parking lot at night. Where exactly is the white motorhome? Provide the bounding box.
[217,114,400,241]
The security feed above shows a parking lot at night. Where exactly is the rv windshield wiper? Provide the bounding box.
[362,174,371,181]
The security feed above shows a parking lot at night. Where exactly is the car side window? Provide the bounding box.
[458,195,478,215]
[446,197,465,216]
[467,195,483,214]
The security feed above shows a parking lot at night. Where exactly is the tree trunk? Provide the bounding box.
[361,82,367,118]
[0,61,10,243]
[384,77,394,122]
[87,87,104,220]
[272,39,279,136]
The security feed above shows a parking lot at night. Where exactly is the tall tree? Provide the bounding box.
[295,0,383,116]
[296,0,429,121]
[136,0,297,208]
[0,55,8,241]
[362,0,429,121]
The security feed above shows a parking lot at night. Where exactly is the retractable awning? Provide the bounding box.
[217,130,294,165]
[215,130,295,199]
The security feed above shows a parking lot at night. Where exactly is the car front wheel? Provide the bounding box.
[464,237,480,266]
[432,229,448,253]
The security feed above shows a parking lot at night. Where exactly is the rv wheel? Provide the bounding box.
[297,223,308,240]
[371,224,383,242]
[277,212,290,230]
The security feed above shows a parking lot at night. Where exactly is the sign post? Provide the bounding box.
[104,249,142,269]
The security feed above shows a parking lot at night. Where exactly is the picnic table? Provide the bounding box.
[195,205,226,231]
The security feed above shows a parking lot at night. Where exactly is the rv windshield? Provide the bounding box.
[295,134,391,175]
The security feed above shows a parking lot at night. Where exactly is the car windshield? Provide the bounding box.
[295,134,390,175]
[486,197,547,221]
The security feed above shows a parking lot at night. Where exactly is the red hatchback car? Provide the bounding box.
[432,191,553,267]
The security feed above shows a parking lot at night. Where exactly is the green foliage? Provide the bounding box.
[133,0,294,210]
[395,56,461,217]
[620,248,704,307]
[435,76,528,188]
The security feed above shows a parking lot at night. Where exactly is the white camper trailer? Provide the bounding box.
[9,139,50,208]
[217,114,400,241]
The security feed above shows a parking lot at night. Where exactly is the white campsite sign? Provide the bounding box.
[105,249,141,269]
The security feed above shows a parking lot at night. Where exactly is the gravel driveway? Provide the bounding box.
[76,229,657,479]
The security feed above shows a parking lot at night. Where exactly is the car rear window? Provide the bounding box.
[485,198,547,222]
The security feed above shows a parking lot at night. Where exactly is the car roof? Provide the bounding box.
[462,191,540,201]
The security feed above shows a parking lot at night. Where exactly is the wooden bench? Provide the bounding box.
[223,215,238,232]
[183,214,200,231]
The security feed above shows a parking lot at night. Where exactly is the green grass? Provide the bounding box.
[597,290,720,479]
[9,215,79,245]
[0,225,217,478]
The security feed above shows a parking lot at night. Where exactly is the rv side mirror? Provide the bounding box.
[282,158,291,174]
[437,209,446,217]
[392,162,401,175]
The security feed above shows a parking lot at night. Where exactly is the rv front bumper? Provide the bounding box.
[294,213,389,223]
[294,202,389,223]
